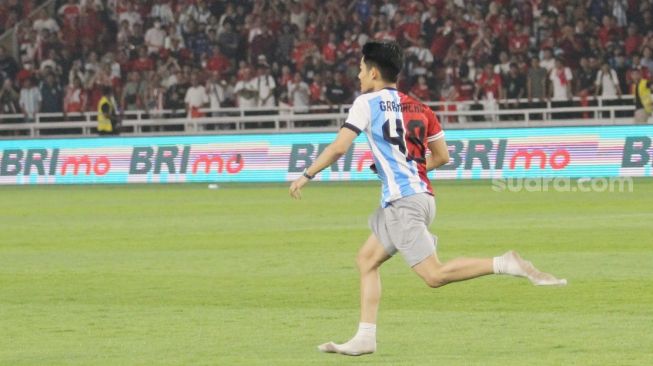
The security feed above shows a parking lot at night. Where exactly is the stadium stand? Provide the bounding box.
[0,0,651,136]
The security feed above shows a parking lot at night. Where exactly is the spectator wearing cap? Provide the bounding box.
[40,72,63,114]
[631,68,652,124]
[19,77,41,122]
[234,67,258,109]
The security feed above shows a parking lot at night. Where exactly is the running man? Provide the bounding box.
[289,41,566,357]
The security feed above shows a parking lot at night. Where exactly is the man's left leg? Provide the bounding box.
[318,233,391,356]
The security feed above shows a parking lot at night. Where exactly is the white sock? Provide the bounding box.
[317,323,377,355]
[493,252,526,276]
[354,322,376,339]
[493,255,506,274]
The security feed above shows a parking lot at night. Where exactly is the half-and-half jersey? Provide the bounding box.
[342,88,445,207]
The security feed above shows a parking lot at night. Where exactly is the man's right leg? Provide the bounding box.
[412,250,566,288]
[318,233,391,356]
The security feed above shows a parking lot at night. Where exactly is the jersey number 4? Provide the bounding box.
[382,119,426,163]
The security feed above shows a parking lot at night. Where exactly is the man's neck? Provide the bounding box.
[371,83,397,92]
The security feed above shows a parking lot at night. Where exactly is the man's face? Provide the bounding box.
[358,58,374,93]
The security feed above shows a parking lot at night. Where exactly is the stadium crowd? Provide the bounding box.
[0,0,652,122]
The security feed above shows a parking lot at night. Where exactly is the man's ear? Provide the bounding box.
[370,66,379,81]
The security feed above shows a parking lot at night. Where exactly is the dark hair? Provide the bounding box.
[362,41,403,83]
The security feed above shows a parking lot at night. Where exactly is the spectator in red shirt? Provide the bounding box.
[58,0,81,30]
[598,15,620,48]
[322,34,338,67]
[206,46,231,75]
[63,77,86,113]
[309,73,325,105]
[624,25,642,56]
[398,13,420,46]
[131,47,154,73]
[477,63,503,101]
[509,23,530,56]
[409,75,432,102]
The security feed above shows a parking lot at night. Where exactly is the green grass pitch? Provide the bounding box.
[1,179,652,365]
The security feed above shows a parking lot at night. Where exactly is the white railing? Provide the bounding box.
[0,96,642,139]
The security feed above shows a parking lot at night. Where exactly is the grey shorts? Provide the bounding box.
[368,193,438,267]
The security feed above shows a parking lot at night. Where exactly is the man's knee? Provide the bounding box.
[422,270,447,288]
[356,248,381,272]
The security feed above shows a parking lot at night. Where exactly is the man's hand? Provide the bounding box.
[289,176,309,199]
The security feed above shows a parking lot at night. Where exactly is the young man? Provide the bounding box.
[289,41,566,357]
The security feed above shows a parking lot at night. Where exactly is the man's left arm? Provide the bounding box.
[289,127,358,199]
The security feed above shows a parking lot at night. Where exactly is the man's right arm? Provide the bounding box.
[426,138,449,171]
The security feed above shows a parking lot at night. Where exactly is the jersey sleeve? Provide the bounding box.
[342,96,371,135]
[426,108,444,142]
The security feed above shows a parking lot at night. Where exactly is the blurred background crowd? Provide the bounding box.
[0,0,652,120]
